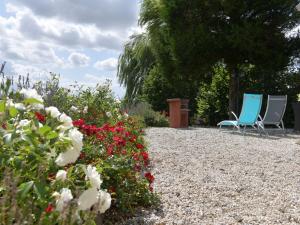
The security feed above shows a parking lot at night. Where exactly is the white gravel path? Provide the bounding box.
[123,127,300,225]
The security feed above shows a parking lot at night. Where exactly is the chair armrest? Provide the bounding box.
[230,111,238,120]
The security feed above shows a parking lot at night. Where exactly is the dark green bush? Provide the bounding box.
[196,64,229,125]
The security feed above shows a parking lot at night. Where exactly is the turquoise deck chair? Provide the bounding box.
[217,93,263,132]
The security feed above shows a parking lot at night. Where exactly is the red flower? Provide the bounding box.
[134,164,141,172]
[116,121,124,127]
[1,123,7,129]
[121,149,127,155]
[136,143,144,149]
[45,204,54,213]
[113,136,126,146]
[125,131,131,137]
[115,126,125,133]
[35,112,45,123]
[140,151,149,161]
[132,153,139,161]
[149,184,154,192]
[107,145,114,156]
[79,152,85,159]
[96,134,105,141]
[144,172,154,183]
[73,119,85,127]
[108,186,116,193]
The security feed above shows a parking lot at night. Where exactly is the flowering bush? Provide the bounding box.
[39,79,157,214]
[0,84,111,224]
[0,77,157,224]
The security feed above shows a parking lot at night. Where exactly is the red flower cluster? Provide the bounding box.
[145,172,155,192]
[35,112,46,123]
[45,203,54,213]
[73,119,148,164]
[73,118,154,190]
[144,172,155,183]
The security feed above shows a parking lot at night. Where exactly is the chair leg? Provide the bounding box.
[243,126,246,135]
[281,120,286,135]
[260,123,268,136]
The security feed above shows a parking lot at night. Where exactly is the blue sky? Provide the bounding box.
[0,0,142,98]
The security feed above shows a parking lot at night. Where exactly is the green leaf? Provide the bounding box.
[24,98,43,105]
[18,181,34,199]
[38,125,51,135]
[9,107,18,117]
[46,131,58,140]
[33,182,46,200]
[0,100,5,112]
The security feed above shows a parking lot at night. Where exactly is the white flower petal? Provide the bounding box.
[56,170,67,181]
[78,188,99,211]
[55,188,73,211]
[55,147,81,166]
[86,165,102,189]
[45,106,61,118]
[20,89,44,102]
[97,190,111,214]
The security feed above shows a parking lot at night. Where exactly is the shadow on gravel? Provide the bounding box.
[114,206,165,225]
[220,129,299,140]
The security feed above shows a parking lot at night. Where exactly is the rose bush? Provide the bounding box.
[0,76,157,224]
[0,81,111,224]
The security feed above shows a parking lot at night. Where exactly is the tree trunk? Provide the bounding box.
[228,67,239,119]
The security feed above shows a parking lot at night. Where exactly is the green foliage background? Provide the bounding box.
[117,0,300,126]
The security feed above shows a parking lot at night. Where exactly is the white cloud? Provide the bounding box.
[94,58,118,71]
[0,1,139,98]
[68,52,90,67]
[11,0,139,30]
[10,63,51,82]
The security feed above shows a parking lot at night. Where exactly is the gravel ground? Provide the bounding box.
[122,127,300,225]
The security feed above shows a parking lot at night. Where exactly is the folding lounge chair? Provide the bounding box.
[217,93,263,133]
[256,95,287,134]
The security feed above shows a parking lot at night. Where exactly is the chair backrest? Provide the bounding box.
[262,95,287,124]
[238,93,263,126]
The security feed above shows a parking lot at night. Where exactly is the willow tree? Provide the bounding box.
[117,33,155,103]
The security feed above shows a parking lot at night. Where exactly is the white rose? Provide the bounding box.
[46,106,61,118]
[70,106,79,113]
[86,165,102,189]
[106,112,112,117]
[77,188,99,211]
[15,103,26,111]
[68,129,83,151]
[20,89,44,103]
[55,147,81,166]
[83,106,88,114]
[18,119,30,128]
[3,133,12,143]
[31,103,44,110]
[55,188,73,211]
[59,113,73,130]
[97,190,111,214]
[56,170,67,181]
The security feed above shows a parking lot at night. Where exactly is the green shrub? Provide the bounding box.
[196,64,229,125]
[0,73,158,224]
[127,101,169,127]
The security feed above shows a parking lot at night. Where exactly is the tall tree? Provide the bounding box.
[142,0,300,116]
[117,33,155,103]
